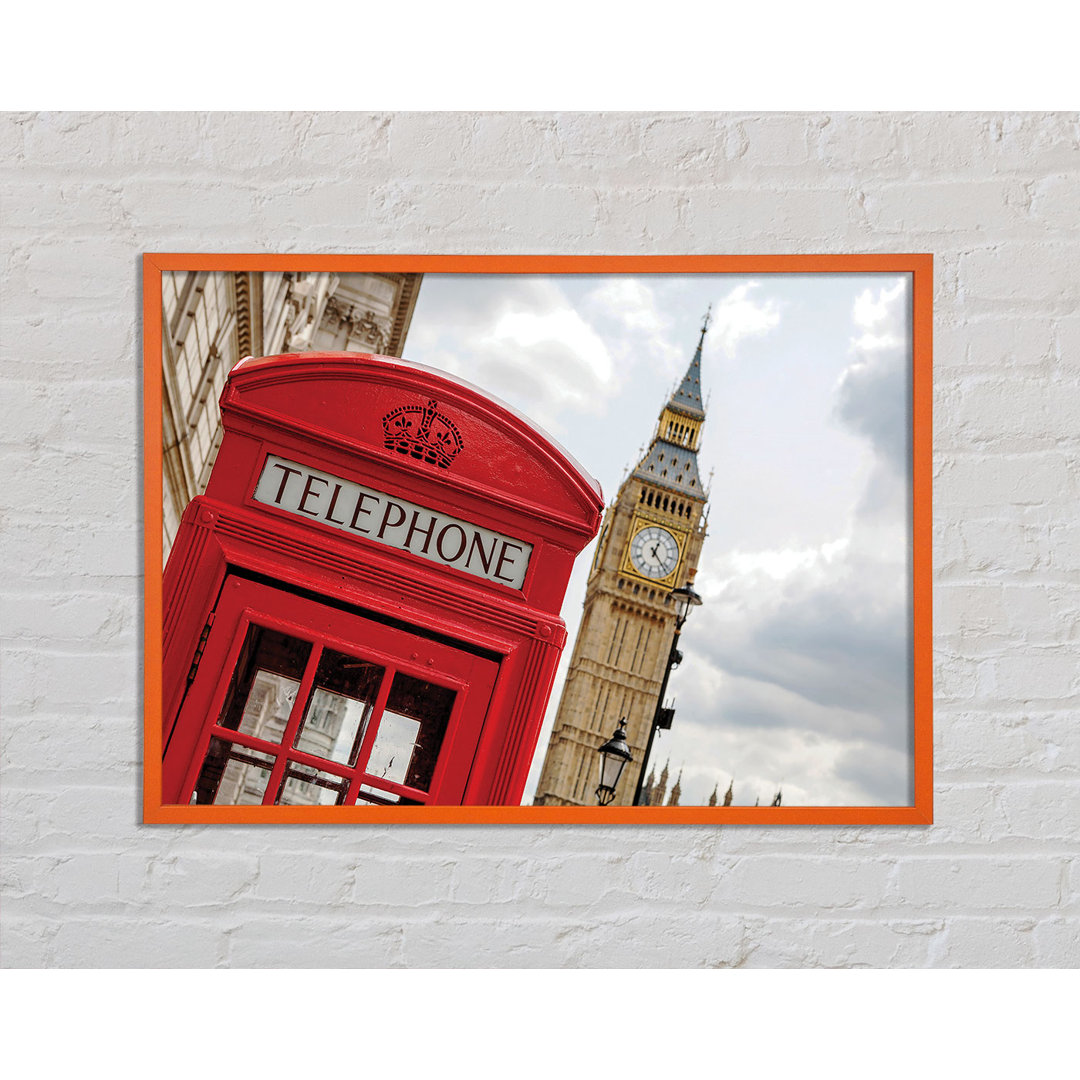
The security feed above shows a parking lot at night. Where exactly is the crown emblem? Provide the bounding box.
[382,398,464,469]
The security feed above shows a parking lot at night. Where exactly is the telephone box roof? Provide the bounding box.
[228,350,603,512]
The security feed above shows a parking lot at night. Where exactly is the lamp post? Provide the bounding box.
[594,718,633,806]
[632,584,703,806]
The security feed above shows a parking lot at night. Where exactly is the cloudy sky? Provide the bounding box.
[402,272,913,807]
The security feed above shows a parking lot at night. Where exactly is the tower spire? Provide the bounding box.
[630,314,710,494]
[668,308,710,418]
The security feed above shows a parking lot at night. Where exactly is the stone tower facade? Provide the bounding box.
[533,317,711,806]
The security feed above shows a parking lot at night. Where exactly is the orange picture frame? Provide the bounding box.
[142,253,933,825]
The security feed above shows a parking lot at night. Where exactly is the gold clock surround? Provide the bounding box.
[619,512,688,587]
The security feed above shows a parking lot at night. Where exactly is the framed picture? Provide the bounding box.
[143,254,931,824]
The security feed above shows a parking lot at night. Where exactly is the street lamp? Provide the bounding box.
[670,584,703,624]
[632,583,703,806]
[595,718,633,806]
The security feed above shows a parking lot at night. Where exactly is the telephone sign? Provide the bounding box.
[253,453,533,587]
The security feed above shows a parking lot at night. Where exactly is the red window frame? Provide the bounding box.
[162,576,499,807]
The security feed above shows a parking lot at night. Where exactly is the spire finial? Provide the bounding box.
[701,304,711,337]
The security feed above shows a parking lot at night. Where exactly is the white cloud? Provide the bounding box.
[583,277,684,377]
[836,277,911,474]
[405,277,617,434]
[713,538,850,586]
[707,281,781,358]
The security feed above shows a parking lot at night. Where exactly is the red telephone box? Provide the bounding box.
[161,352,602,809]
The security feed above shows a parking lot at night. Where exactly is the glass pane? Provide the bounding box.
[356,784,421,806]
[217,624,311,747]
[192,737,275,805]
[365,673,455,793]
[292,649,384,766]
[238,670,301,744]
[276,762,350,806]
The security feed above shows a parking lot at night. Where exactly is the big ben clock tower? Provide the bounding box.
[533,314,711,806]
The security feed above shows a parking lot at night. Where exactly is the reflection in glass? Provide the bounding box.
[365,673,455,793]
[238,670,300,744]
[193,737,275,805]
[355,784,420,806]
[276,762,350,806]
[293,650,384,766]
[217,625,311,746]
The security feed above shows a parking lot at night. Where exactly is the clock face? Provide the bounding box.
[629,525,680,579]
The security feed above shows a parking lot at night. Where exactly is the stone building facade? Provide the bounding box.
[161,269,422,556]
[533,319,711,806]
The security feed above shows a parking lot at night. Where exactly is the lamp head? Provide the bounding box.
[669,584,703,625]
[595,718,633,806]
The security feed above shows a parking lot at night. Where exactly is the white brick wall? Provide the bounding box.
[2,111,1078,968]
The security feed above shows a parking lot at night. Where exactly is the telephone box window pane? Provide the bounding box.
[276,762,351,806]
[366,674,455,793]
[193,737,275,805]
[356,784,421,806]
[237,670,302,745]
[218,624,311,746]
[292,649,384,766]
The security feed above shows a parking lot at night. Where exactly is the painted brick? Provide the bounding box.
[118,179,263,231]
[254,853,355,904]
[890,857,1065,910]
[739,917,946,968]
[684,185,859,245]
[4,649,137,713]
[227,915,404,967]
[387,113,478,174]
[938,709,1080,776]
[638,114,748,175]
[349,856,455,907]
[941,453,1075,509]
[21,238,134,302]
[49,918,228,967]
[1028,173,1080,232]
[1033,919,1080,966]
[960,242,1080,311]
[811,113,912,174]
[143,854,259,907]
[2,715,137,773]
[561,911,751,968]
[0,311,136,378]
[737,115,816,169]
[2,178,129,232]
[296,113,393,169]
[19,112,126,169]
[990,651,1080,702]
[478,181,606,239]
[954,315,1057,370]
[0,448,137,520]
[997,780,1080,841]
[864,180,1025,234]
[711,855,893,910]
[908,112,1080,174]
[3,591,135,643]
[4,524,139,580]
[1054,312,1080,361]
[399,914,560,967]
[936,917,1040,968]
[448,856,542,905]
[940,375,1080,449]
[534,854,631,906]
[935,584,1006,637]
[0,919,55,967]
